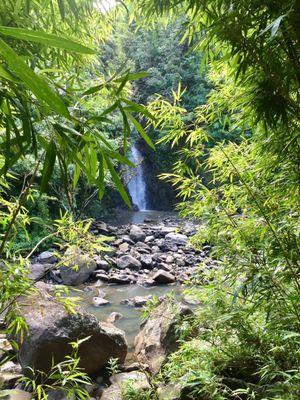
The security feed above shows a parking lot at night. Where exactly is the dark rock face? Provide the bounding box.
[60,248,97,286]
[134,301,193,374]
[16,285,127,376]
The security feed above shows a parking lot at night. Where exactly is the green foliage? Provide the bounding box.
[0,0,155,212]
[125,1,300,398]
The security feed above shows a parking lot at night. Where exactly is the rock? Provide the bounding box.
[159,263,174,273]
[0,362,21,374]
[60,248,97,286]
[129,226,146,243]
[160,241,178,252]
[107,312,123,324]
[116,255,141,270]
[100,372,150,400]
[0,338,12,357]
[95,273,109,282]
[123,362,149,372]
[37,251,57,264]
[108,274,135,284]
[0,389,32,400]
[165,233,188,245]
[0,372,23,389]
[29,263,52,280]
[122,236,135,245]
[152,270,175,284]
[145,235,154,243]
[16,288,127,376]
[160,226,177,235]
[49,270,62,284]
[165,255,174,264]
[122,296,152,308]
[135,301,193,374]
[142,279,155,287]
[151,246,160,254]
[94,257,110,271]
[119,242,130,253]
[92,297,110,307]
[134,242,151,253]
[95,221,109,234]
[139,254,153,269]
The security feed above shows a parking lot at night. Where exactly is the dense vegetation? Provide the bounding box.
[0,0,299,399]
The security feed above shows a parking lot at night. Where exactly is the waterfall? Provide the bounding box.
[127,144,148,211]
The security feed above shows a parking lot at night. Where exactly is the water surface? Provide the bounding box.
[75,283,183,350]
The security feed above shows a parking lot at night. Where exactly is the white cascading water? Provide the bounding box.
[127,144,148,211]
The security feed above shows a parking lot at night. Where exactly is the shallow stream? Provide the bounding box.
[75,283,184,350]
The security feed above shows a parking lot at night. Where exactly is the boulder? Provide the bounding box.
[107,312,123,324]
[0,338,12,361]
[119,242,130,253]
[140,254,153,269]
[165,233,188,245]
[135,301,192,374]
[108,274,135,285]
[0,390,32,400]
[129,226,146,243]
[152,270,175,284]
[94,257,110,271]
[59,248,97,286]
[16,286,127,376]
[116,255,141,270]
[29,263,52,280]
[0,372,23,389]
[37,251,57,264]
[92,297,110,307]
[100,371,150,400]
[121,296,152,308]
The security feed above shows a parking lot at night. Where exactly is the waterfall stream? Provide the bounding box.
[127,144,148,211]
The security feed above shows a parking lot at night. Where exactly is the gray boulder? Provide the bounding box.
[135,301,192,374]
[165,233,188,245]
[152,270,175,284]
[107,312,123,324]
[60,248,97,286]
[37,251,57,264]
[140,254,153,269]
[116,255,141,270]
[92,297,110,307]
[121,296,152,308]
[29,263,52,280]
[94,257,110,271]
[16,285,127,376]
[129,226,146,243]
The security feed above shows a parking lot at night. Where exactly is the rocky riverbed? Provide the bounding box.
[30,215,216,287]
[0,215,219,400]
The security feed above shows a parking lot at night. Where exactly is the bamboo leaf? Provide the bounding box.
[40,141,56,192]
[116,71,148,82]
[0,26,95,54]
[125,111,155,150]
[104,155,131,207]
[0,38,70,118]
